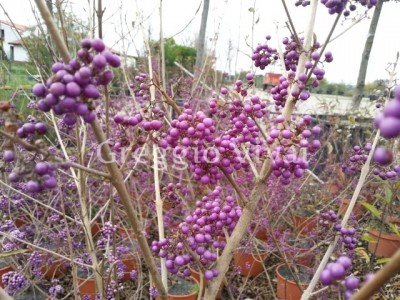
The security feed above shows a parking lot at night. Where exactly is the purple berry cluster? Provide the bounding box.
[159,107,221,184]
[113,105,164,151]
[15,119,48,139]
[320,211,358,250]
[321,255,375,299]
[129,72,150,103]
[268,115,321,184]
[2,271,27,295]
[101,221,118,238]
[251,35,279,70]
[6,152,58,192]
[295,0,311,7]
[257,35,331,108]
[32,38,121,126]
[162,182,182,208]
[319,209,339,227]
[341,144,371,175]
[334,224,358,250]
[151,186,241,280]
[372,164,400,180]
[320,255,352,286]
[48,281,63,297]
[28,251,44,277]
[160,89,265,185]
[374,86,400,139]
[320,0,378,16]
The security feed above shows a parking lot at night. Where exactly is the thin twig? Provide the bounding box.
[0,129,110,179]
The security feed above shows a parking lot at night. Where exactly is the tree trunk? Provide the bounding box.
[194,0,210,79]
[351,0,384,110]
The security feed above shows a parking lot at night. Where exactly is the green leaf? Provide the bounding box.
[0,249,27,258]
[362,202,381,219]
[248,7,255,12]
[361,232,374,243]
[374,194,386,202]
[376,257,391,264]
[389,223,400,235]
[383,183,392,204]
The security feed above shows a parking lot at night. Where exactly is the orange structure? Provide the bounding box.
[263,73,281,91]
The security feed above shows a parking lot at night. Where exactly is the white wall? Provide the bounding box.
[13,46,28,62]
[0,22,28,62]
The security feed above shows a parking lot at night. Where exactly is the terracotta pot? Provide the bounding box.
[117,227,133,239]
[190,268,223,299]
[77,276,96,300]
[120,253,138,281]
[384,214,400,226]
[0,265,14,288]
[233,249,268,277]
[90,223,102,236]
[292,213,317,235]
[285,239,315,267]
[15,215,31,228]
[155,276,199,300]
[39,259,68,280]
[338,199,364,219]
[276,264,311,300]
[250,224,268,241]
[328,182,341,194]
[367,227,400,257]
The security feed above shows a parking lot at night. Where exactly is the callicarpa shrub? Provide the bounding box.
[0,0,398,299]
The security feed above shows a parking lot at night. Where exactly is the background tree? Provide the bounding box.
[194,0,210,80]
[351,0,384,109]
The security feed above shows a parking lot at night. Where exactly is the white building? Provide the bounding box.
[0,20,29,62]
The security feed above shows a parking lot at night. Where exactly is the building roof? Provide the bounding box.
[0,20,29,32]
[8,39,23,45]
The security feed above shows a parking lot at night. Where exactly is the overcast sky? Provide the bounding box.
[1,0,399,84]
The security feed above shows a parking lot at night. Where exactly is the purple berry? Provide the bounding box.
[26,180,40,193]
[49,82,65,97]
[35,122,48,134]
[35,162,49,175]
[373,147,393,166]
[32,83,46,97]
[84,84,100,99]
[345,276,359,290]
[91,38,106,52]
[379,117,400,139]
[3,150,15,162]
[65,82,81,97]
[330,263,345,280]
[320,269,333,285]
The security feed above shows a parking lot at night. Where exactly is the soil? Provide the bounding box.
[369,218,397,234]
[0,259,9,268]
[168,277,198,296]
[277,264,312,283]
[13,285,48,300]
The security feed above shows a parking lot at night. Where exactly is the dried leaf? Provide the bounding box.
[326,142,333,154]
[355,247,370,263]
[5,121,17,133]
